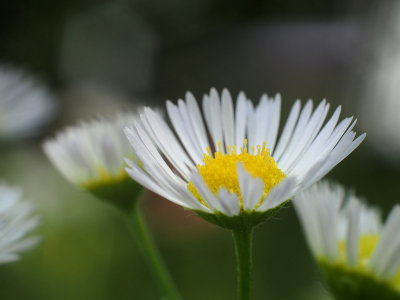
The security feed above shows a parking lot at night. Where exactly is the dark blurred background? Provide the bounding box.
[1,0,400,299]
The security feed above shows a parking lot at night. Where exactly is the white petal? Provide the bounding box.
[141,109,194,176]
[203,88,224,152]
[293,186,325,256]
[370,205,400,278]
[289,106,343,177]
[293,182,343,260]
[249,94,268,148]
[218,188,240,216]
[221,89,235,148]
[258,176,297,211]
[167,101,203,163]
[273,100,301,160]
[301,131,366,187]
[266,94,281,153]
[279,100,329,172]
[276,100,313,166]
[126,124,184,181]
[345,198,361,267]
[185,92,210,154]
[178,99,205,157]
[237,163,264,211]
[234,92,248,151]
[190,173,225,213]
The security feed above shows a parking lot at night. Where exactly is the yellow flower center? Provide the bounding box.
[81,167,128,190]
[338,234,400,288]
[187,140,286,211]
[338,235,379,265]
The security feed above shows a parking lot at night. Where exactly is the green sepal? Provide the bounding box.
[319,259,400,300]
[194,200,289,230]
[85,176,143,212]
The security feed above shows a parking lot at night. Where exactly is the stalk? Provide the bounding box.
[232,228,254,300]
[126,203,181,300]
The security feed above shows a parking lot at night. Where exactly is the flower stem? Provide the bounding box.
[232,228,254,300]
[126,202,181,300]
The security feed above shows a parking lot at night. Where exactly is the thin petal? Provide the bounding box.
[237,163,264,211]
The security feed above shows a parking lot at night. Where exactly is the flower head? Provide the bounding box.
[43,113,141,209]
[125,88,365,229]
[0,65,55,140]
[294,182,400,299]
[0,183,40,264]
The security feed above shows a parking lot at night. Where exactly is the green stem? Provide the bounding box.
[232,228,254,300]
[126,202,181,300]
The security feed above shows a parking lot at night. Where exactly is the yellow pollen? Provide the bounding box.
[187,140,286,211]
[81,166,128,189]
[339,235,379,265]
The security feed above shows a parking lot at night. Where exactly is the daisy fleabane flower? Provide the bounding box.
[294,182,400,299]
[0,65,55,140]
[0,183,40,264]
[43,113,182,300]
[124,88,365,229]
[43,113,142,209]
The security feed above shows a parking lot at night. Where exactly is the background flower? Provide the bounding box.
[0,183,40,264]
[0,65,55,140]
[44,114,138,187]
[43,113,141,208]
[294,181,400,299]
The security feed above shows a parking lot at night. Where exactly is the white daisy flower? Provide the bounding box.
[0,183,40,264]
[294,182,400,298]
[44,113,182,299]
[43,113,141,208]
[0,65,55,140]
[125,88,365,229]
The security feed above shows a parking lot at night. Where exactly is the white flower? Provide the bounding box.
[124,88,365,226]
[0,183,40,264]
[43,113,139,189]
[0,65,55,140]
[294,181,400,296]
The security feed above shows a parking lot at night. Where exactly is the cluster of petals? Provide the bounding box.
[125,88,365,216]
[0,183,39,264]
[43,114,139,186]
[0,65,55,140]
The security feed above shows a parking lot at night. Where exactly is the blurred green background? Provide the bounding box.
[1,0,400,299]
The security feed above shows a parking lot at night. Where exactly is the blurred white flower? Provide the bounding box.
[0,65,55,140]
[43,113,141,209]
[43,113,139,187]
[294,182,400,298]
[361,2,400,163]
[125,88,365,229]
[0,183,40,264]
